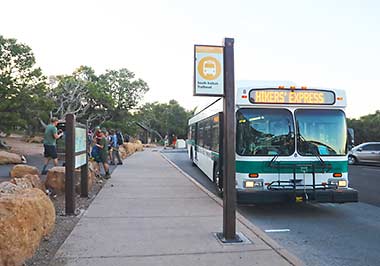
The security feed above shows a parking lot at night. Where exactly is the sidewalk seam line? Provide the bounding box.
[55,248,274,260]
[81,215,220,219]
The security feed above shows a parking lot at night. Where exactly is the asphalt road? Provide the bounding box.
[163,149,380,266]
[348,164,380,207]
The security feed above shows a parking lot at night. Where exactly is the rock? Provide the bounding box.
[10,177,33,189]
[0,151,24,165]
[26,136,44,143]
[10,164,39,178]
[143,143,157,148]
[0,182,22,193]
[11,174,45,192]
[134,140,144,152]
[75,165,96,194]
[123,142,137,154]
[45,167,66,193]
[0,139,11,151]
[0,188,55,266]
[45,166,94,194]
[118,146,128,159]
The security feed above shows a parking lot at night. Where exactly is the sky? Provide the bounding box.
[1,0,379,118]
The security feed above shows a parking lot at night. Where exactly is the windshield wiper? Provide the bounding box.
[296,122,325,165]
[268,154,279,167]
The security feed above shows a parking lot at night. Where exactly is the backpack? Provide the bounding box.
[116,132,124,145]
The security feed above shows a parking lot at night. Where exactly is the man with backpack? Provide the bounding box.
[111,130,123,165]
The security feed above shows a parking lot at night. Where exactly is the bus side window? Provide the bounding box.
[204,118,212,150]
[211,115,219,152]
[198,122,204,147]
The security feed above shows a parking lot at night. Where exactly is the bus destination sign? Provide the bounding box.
[249,89,335,105]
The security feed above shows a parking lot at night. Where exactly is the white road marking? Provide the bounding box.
[264,229,290,233]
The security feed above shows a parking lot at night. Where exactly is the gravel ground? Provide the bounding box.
[24,176,108,266]
[0,135,117,266]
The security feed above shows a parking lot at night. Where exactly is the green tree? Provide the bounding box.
[347,110,380,144]
[135,100,194,140]
[48,66,150,129]
[99,68,149,120]
[48,66,113,126]
[0,35,52,133]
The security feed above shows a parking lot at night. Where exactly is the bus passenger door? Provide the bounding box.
[194,123,198,161]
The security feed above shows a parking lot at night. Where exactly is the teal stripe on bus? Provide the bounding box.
[236,160,348,174]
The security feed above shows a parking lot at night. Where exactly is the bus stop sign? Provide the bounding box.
[194,45,224,96]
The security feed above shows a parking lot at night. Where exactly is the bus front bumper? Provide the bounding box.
[237,188,358,204]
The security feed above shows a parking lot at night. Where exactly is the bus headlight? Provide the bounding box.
[245,181,255,188]
[338,180,347,187]
[329,179,347,188]
[244,181,263,188]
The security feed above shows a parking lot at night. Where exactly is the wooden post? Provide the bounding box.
[80,122,89,198]
[65,113,76,215]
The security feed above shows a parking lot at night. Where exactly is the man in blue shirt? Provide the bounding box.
[110,130,123,165]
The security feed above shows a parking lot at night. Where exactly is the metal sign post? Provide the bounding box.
[220,37,240,242]
[194,38,240,242]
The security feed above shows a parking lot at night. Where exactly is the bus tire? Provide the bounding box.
[212,164,216,183]
[214,164,223,197]
[190,149,196,166]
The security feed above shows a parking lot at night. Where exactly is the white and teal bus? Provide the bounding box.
[187,81,358,204]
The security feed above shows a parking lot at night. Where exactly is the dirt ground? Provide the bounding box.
[24,182,104,266]
[0,135,110,266]
[3,134,43,156]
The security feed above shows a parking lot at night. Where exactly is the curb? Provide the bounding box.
[160,152,304,266]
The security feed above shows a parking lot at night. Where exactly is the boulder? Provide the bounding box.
[11,174,45,192]
[123,142,137,154]
[45,166,94,194]
[75,165,96,194]
[10,164,39,178]
[0,151,24,165]
[118,146,128,159]
[134,140,144,152]
[0,139,11,150]
[143,143,157,148]
[45,167,67,193]
[10,177,33,190]
[26,136,44,143]
[0,182,22,194]
[0,188,55,266]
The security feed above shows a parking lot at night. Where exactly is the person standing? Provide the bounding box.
[41,117,63,175]
[172,134,177,148]
[95,130,111,179]
[164,134,169,149]
[111,130,123,165]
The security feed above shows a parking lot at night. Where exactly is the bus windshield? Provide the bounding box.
[295,109,347,156]
[236,108,295,156]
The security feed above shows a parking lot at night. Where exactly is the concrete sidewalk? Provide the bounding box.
[51,149,303,266]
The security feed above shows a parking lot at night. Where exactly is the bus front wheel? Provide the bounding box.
[213,164,223,198]
[190,150,196,166]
